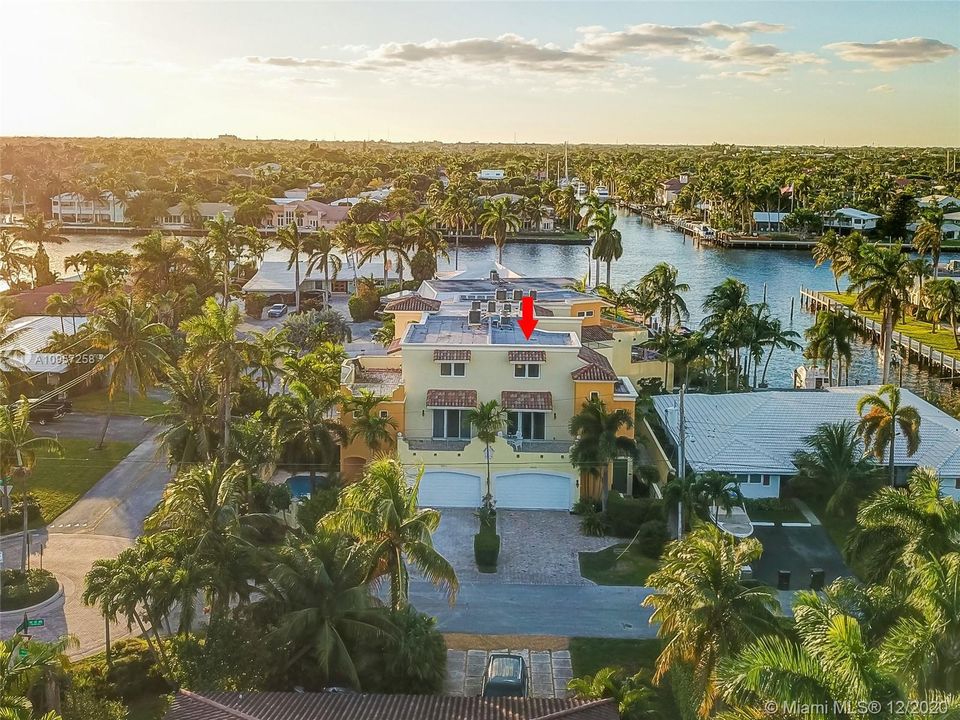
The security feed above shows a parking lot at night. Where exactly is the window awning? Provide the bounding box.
[426,389,477,408]
[507,350,546,363]
[433,349,472,362]
[501,391,553,411]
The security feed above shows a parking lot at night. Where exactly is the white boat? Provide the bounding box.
[572,179,588,200]
[593,185,610,201]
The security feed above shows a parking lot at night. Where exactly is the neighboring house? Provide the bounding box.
[164,690,619,720]
[281,188,309,200]
[340,272,673,509]
[908,218,960,242]
[50,192,128,224]
[160,202,236,229]
[822,207,880,233]
[241,259,399,298]
[753,211,789,233]
[656,175,688,206]
[918,194,960,210]
[651,386,960,499]
[1,315,89,387]
[483,193,556,231]
[3,279,83,316]
[261,199,349,232]
[359,187,393,202]
[476,169,506,181]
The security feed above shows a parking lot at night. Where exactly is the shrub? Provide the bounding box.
[579,509,609,537]
[636,520,669,558]
[359,606,447,694]
[607,494,665,538]
[73,638,170,701]
[61,686,126,720]
[573,497,601,515]
[0,494,42,532]
[348,291,379,321]
[0,568,59,610]
[669,663,700,720]
[295,486,340,531]
[244,292,268,318]
[474,530,500,572]
[283,308,352,349]
[169,613,272,691]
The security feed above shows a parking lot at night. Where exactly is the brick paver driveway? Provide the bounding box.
[445,649,573,698]
[429,510,615,585]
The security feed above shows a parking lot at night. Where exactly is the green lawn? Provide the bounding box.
[824,291,960,360]
[70,388,166,417]
[579,544,659,586]
[569,638,678,717]
[743,499,807,524]
[15,439,136,527]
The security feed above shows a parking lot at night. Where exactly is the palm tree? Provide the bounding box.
[347,389,398,453]
[803,310,854,386]
[206,213,258,309]
[247,327,294,392]
[914,207,945,279]
[131,231,186,298]
[269,380,346,488]
[467,399,507,507]
[86,296,170,449]
[0,635,70,720]
[15,213,68,251]
[812,229,846,293]
[479,197,521,264]
[180,298,248,461]
[589,204,623,287]
[276,221,307,312]
[358,221,403,287]
[923,278,960,346]
[304,228,342,303]
[567,667,653,719]
[324,457,459,611]
[848,245,915,383]
[0,230,33,288]
[441,190,474,270]
[636,263,689,387]
[663,472,705,537]
[150,365,220,469]
[846,467,960,582]
[642,524,779,717]
[551,184,579,230]
[792,421,882,517]
[857,384,921,486]
[0,399,63,569]
[260,531,391,689]
[757,316,801,388]
[569,398,637,512]
[694,471,744,524]
[43,293,75,334]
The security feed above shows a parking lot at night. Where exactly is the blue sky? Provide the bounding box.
[2,1,958,145]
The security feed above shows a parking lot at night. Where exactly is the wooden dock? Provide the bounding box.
[800,287,960,379]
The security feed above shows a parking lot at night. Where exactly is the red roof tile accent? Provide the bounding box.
[164,690,620,720]
[387,338,402,354]
[572,346,618,382]
[434,349,472,362]
[581,325,614,342]
[501,390,553,411]
[507,350,546,362]
[426,389,477,408]
[384,294,442,312]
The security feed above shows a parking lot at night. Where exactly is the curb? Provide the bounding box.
[0,583,64,620]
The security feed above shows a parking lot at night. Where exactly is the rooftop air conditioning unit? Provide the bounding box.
[496,289,507,301]
[472,300,481,311]
[490,270,500,281]
[502,302,512,315]
[487,301,497,313]
[528,290,538,300]
[512,289,523,301]
[468,310,481,325]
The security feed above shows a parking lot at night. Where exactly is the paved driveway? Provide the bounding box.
[446,649,573,698]
[751,524,850,589]
[430,510,616,585]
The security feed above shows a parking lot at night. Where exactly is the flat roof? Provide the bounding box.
[652,386,960,477]
[403,314,575,347]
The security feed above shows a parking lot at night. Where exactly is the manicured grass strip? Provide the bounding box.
[579,544,659,586]
[743,499,808,524]
[16,439,136,526]
[824,291,960,360]
[70,388,167,417]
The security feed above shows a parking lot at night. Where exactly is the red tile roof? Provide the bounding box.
[501,390,553,411]
[164,690,619,720]
[507,350,546,362]
[581,325,614,343]
[426,389,477,408]
[4,280,83,318]
[434,349,472,361]
[387,338,402,354]
[572,346,618,382]
[385,295,442,312]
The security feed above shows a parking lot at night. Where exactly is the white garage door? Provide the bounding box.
[496,473,571,510]
[416,471,482,508]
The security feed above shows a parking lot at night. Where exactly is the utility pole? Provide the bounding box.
[676,384,686,539]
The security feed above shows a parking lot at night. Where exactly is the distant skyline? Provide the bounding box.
[2,1,959,146]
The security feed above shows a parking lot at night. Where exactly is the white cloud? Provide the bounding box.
[825,37,958,69]
[868,84,895,94]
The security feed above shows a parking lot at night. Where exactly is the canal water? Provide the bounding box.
[54,210,948,392]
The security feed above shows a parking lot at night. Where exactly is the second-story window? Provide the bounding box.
[513,363,541,378]
[440,362,465,377]
[576,310,595,318]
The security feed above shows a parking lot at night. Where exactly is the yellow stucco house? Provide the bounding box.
[340,272,673,510]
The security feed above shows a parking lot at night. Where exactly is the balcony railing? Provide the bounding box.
[504,438,572,454]
[403,437,471,451]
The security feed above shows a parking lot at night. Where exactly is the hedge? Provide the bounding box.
[607,494,665,538]
[0,495,42,533]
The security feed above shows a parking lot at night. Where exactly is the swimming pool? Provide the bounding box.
[286,475,314,499]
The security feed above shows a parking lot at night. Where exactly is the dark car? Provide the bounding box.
[266,303,289,318]
[9,399,70,425]
[481,654,528,698]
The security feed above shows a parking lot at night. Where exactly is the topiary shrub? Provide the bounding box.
[358,606,447,694]
[607,494,665,538]
[474,527,500,572]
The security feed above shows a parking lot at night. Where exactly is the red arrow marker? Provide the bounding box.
[518,296,538,340]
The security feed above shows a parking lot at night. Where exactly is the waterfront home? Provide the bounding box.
[650,386,960,498]
[918,194,960,210]
[476,169,506,181]
[50,191,129,224]
[908,216,960,242]
[482,193,556,231]
[823,207,880,233]
[339,273,673,509]
[159,202,236,229]
[241,259,399,299]
[261,199,349,232]
[752,211,789,233]
[0,314,89,386]
[656,175,689,206]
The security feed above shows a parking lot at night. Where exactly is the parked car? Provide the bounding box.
[266,303,288,318]
[481,654,528,697]
[9,399,70,425]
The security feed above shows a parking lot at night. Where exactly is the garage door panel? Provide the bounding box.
[496,472,571,510]
[417,471,481,508]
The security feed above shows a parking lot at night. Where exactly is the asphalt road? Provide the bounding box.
[35,412,155,444]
